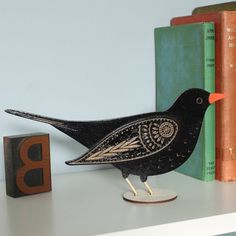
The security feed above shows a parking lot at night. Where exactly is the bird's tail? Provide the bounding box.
[5,109,76,131]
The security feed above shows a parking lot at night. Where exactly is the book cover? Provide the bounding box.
[171,11,236,181]
[193,1,236,14]
[155,23,215,181]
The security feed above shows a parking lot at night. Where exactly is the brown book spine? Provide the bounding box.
[192,2,236,15]
[216,12,236,181]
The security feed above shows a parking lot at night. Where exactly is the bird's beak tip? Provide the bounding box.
[209,93,225,104]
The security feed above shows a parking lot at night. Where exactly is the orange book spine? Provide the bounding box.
[216,12,236,181]
[171,11,236,181]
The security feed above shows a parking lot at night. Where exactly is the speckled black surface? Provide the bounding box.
[5,88,211,182]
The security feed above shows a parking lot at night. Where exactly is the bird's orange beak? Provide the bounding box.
[209,93,225,104]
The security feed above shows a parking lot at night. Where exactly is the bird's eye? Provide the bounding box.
[196,97,203,104]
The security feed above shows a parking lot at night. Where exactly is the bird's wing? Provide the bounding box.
[66,117,179,165]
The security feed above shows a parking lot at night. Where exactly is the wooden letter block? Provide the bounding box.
[3,133,51,197]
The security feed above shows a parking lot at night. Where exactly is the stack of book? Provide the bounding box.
[155,2,236,182]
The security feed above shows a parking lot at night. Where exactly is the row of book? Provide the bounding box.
[155,2,236,182]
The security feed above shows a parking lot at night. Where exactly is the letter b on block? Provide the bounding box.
[3,133,52,197]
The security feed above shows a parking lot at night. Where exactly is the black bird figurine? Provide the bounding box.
[5,89,224,202]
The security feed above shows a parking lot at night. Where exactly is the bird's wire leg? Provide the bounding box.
[125,178,138,196]
[144,181,153,195]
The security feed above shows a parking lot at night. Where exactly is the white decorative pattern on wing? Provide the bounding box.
[87,137,141,161]
[70,117,179,164]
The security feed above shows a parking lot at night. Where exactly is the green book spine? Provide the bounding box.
[202,23,215,181]
[155,23,215,181]
[192,1,236,14]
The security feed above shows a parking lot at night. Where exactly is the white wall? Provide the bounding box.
[0,0,225,180]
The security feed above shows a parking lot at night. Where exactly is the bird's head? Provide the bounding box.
[169,88,224,118]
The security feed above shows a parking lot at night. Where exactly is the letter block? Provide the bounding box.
[3,133,51,197]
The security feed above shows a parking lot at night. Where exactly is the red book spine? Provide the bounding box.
[171,11,236,181]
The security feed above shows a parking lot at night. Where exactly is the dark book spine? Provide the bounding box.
[192,2,236,14]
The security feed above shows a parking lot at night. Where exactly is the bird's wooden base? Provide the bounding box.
[123,189,177,203]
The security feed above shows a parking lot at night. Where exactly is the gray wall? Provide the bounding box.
[0,0,224,180]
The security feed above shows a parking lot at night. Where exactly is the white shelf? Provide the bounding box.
[1,169,236,236]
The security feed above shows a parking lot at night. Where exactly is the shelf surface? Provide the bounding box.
[1,168,236,236]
